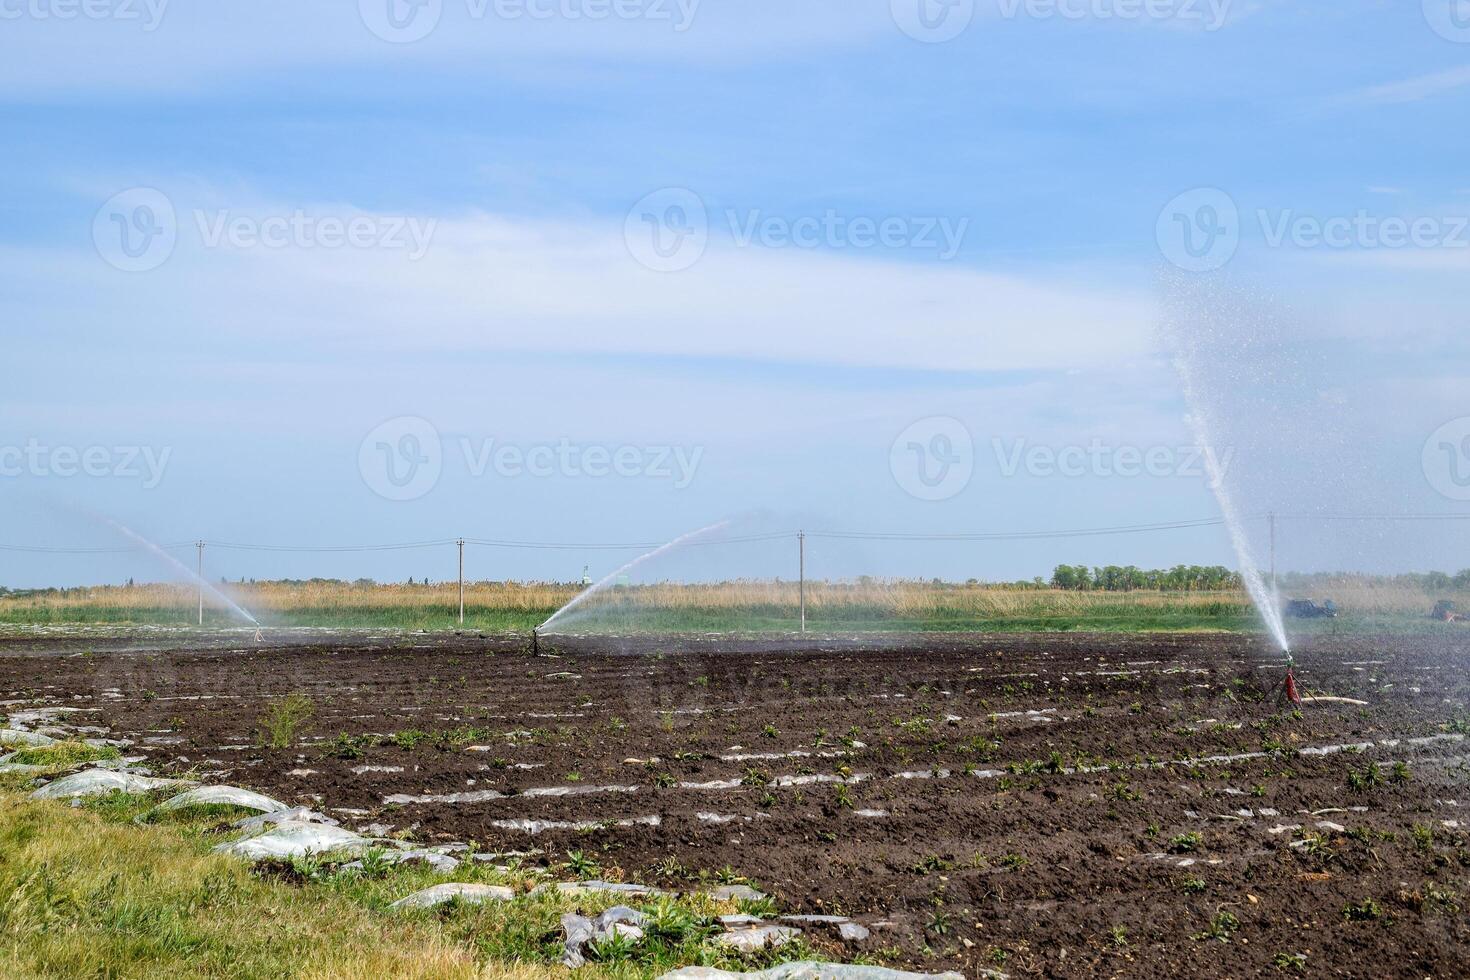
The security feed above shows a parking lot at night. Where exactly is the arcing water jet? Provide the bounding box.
[103,519,260,626]
[537,519,732,635]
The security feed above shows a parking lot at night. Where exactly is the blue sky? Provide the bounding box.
[2,0,1469,588]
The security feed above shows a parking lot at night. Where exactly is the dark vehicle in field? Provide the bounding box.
[1286,598,1338,619]
[1433,600,1465,623]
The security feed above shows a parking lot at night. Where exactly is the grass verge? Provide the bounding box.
[0,790,822,979]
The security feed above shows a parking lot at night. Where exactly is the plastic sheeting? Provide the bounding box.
[214,820,371,860]
[156,785,288,814]
[30,770,191,800]
[389,883,515,909]
[656,964,973,980]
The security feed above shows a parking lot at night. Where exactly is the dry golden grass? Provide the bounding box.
[0,795,490,979]
[0,793,783,979]
[2,576,1455,630]
[0,578,1252,627]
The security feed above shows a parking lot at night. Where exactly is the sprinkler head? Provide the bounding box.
[531,628,540,656]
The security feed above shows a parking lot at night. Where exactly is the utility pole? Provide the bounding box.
[798,530,806,633]
[196,540,205,626]
[457,538,465,626]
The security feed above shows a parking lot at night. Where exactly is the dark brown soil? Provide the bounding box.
[5,627,1470,978]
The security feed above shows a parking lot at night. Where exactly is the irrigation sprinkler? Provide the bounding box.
[531,627,540,656]
[1267,651,1303,707]
[1283,653,1302,706]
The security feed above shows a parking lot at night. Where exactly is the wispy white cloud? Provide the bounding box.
[0,0,891,97]
[1351,65,1470,106]
[8,205,1155,375]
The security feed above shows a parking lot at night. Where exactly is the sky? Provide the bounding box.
[2,0,1469,588]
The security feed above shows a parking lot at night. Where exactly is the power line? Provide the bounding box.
[1273,513,1470,522]
[0,542,195,555]
[207,539,458,553]
[807,518,1229,542]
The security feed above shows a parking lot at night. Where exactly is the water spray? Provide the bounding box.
[536,519,733,636]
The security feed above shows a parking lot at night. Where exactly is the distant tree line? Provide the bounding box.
[1281,570,1470,591]
[1050,564,1243,592]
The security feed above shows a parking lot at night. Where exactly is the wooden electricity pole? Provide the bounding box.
[196,540,205,626]
[457,538,465,626]
[798,531,806,633]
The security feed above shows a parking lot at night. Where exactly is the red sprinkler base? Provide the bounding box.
[1284,667,1302,706]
